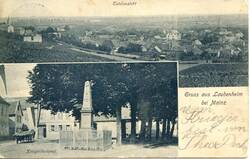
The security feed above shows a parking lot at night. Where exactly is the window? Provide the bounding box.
[51,125,55,131]
[2,106,5,116]
[59,125,62,131]
[50,114,55,120]
[58,113,63,120]
[66,125,70,131]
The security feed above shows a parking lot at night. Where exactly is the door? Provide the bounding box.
[43,127,46,138]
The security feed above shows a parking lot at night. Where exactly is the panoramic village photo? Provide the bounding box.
[0,1,248,64]
[0,0,248,90]
[0,0,248,158]
[0,62,178,158]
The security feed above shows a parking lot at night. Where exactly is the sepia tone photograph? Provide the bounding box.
[0,0,249,158]
[0,0,248,65]
[0,62,178,158]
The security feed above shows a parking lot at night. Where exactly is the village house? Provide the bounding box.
[24,29,33,35]
[56,27,66,32]
[4,97,78,140]
[9,101,23,135]
[141,46,147,52]
[154,45,162,54]
[7,25,14,33]
[192,47,203,56]
[166,30,181,41]
[154,35,163,40]
[24,34,43,43]
[85,30,93,36]
[37,109,76,140]
[0,96,10,138]
[192,39,203,48]
[219,29,233,36]
[80,36,100,47]
[22,107,37,130]
[222,34,237,43]
[205,47,221,58]
[48,32,61,39]
[6,98,39,135]
[8,101,23,135]
[235,32,244,39]
[15,27,25,35]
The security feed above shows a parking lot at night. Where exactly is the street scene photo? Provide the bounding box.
[0,62,178,158]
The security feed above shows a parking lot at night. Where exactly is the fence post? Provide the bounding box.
[73,131,75,148]
[87,130,89,150]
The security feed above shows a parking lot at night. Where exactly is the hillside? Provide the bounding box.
[179,63,248,87]
[0,31,111,63]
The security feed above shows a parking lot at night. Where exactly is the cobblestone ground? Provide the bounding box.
[0,140,177,158]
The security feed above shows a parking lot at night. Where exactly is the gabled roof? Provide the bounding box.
[0,96,10,106]
[192,47,203,55]
[8,101,23,116]
[5,97,36,115]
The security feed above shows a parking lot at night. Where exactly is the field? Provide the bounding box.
[179,63,248,87]
[0,31,112,63]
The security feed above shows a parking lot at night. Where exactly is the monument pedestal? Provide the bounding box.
[80,108,93,129]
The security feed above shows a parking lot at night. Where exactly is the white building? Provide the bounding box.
[8,101,23,135]
[37,109,76,140]
[166,30,181,41]
[23,34,42,43]
[7,25,14,33]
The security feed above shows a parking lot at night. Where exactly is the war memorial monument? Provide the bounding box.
[59,81,112,151]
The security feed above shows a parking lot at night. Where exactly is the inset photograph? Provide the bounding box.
[179,63,248,87]
[0,62,178,158]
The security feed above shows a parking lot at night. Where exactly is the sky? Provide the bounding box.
[0,0,248,18]
[0,64,36,98]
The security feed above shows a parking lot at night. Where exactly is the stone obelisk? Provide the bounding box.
[80,81,93,129]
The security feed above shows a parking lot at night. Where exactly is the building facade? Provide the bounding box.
[23,34,42,43]
[8,101,23,135]
[0,96,10,137]
[166,30,181,41]
[37,109,76,140]
[7,25,14,33]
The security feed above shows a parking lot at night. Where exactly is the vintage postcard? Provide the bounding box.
[0,0,248,158]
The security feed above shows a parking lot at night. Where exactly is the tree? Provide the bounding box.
[100,40,114,53]
[27,63,131,144]
[24,26,35,32]
[45,27,56,33]
[64,25,70,31]
[27,63,178,144]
